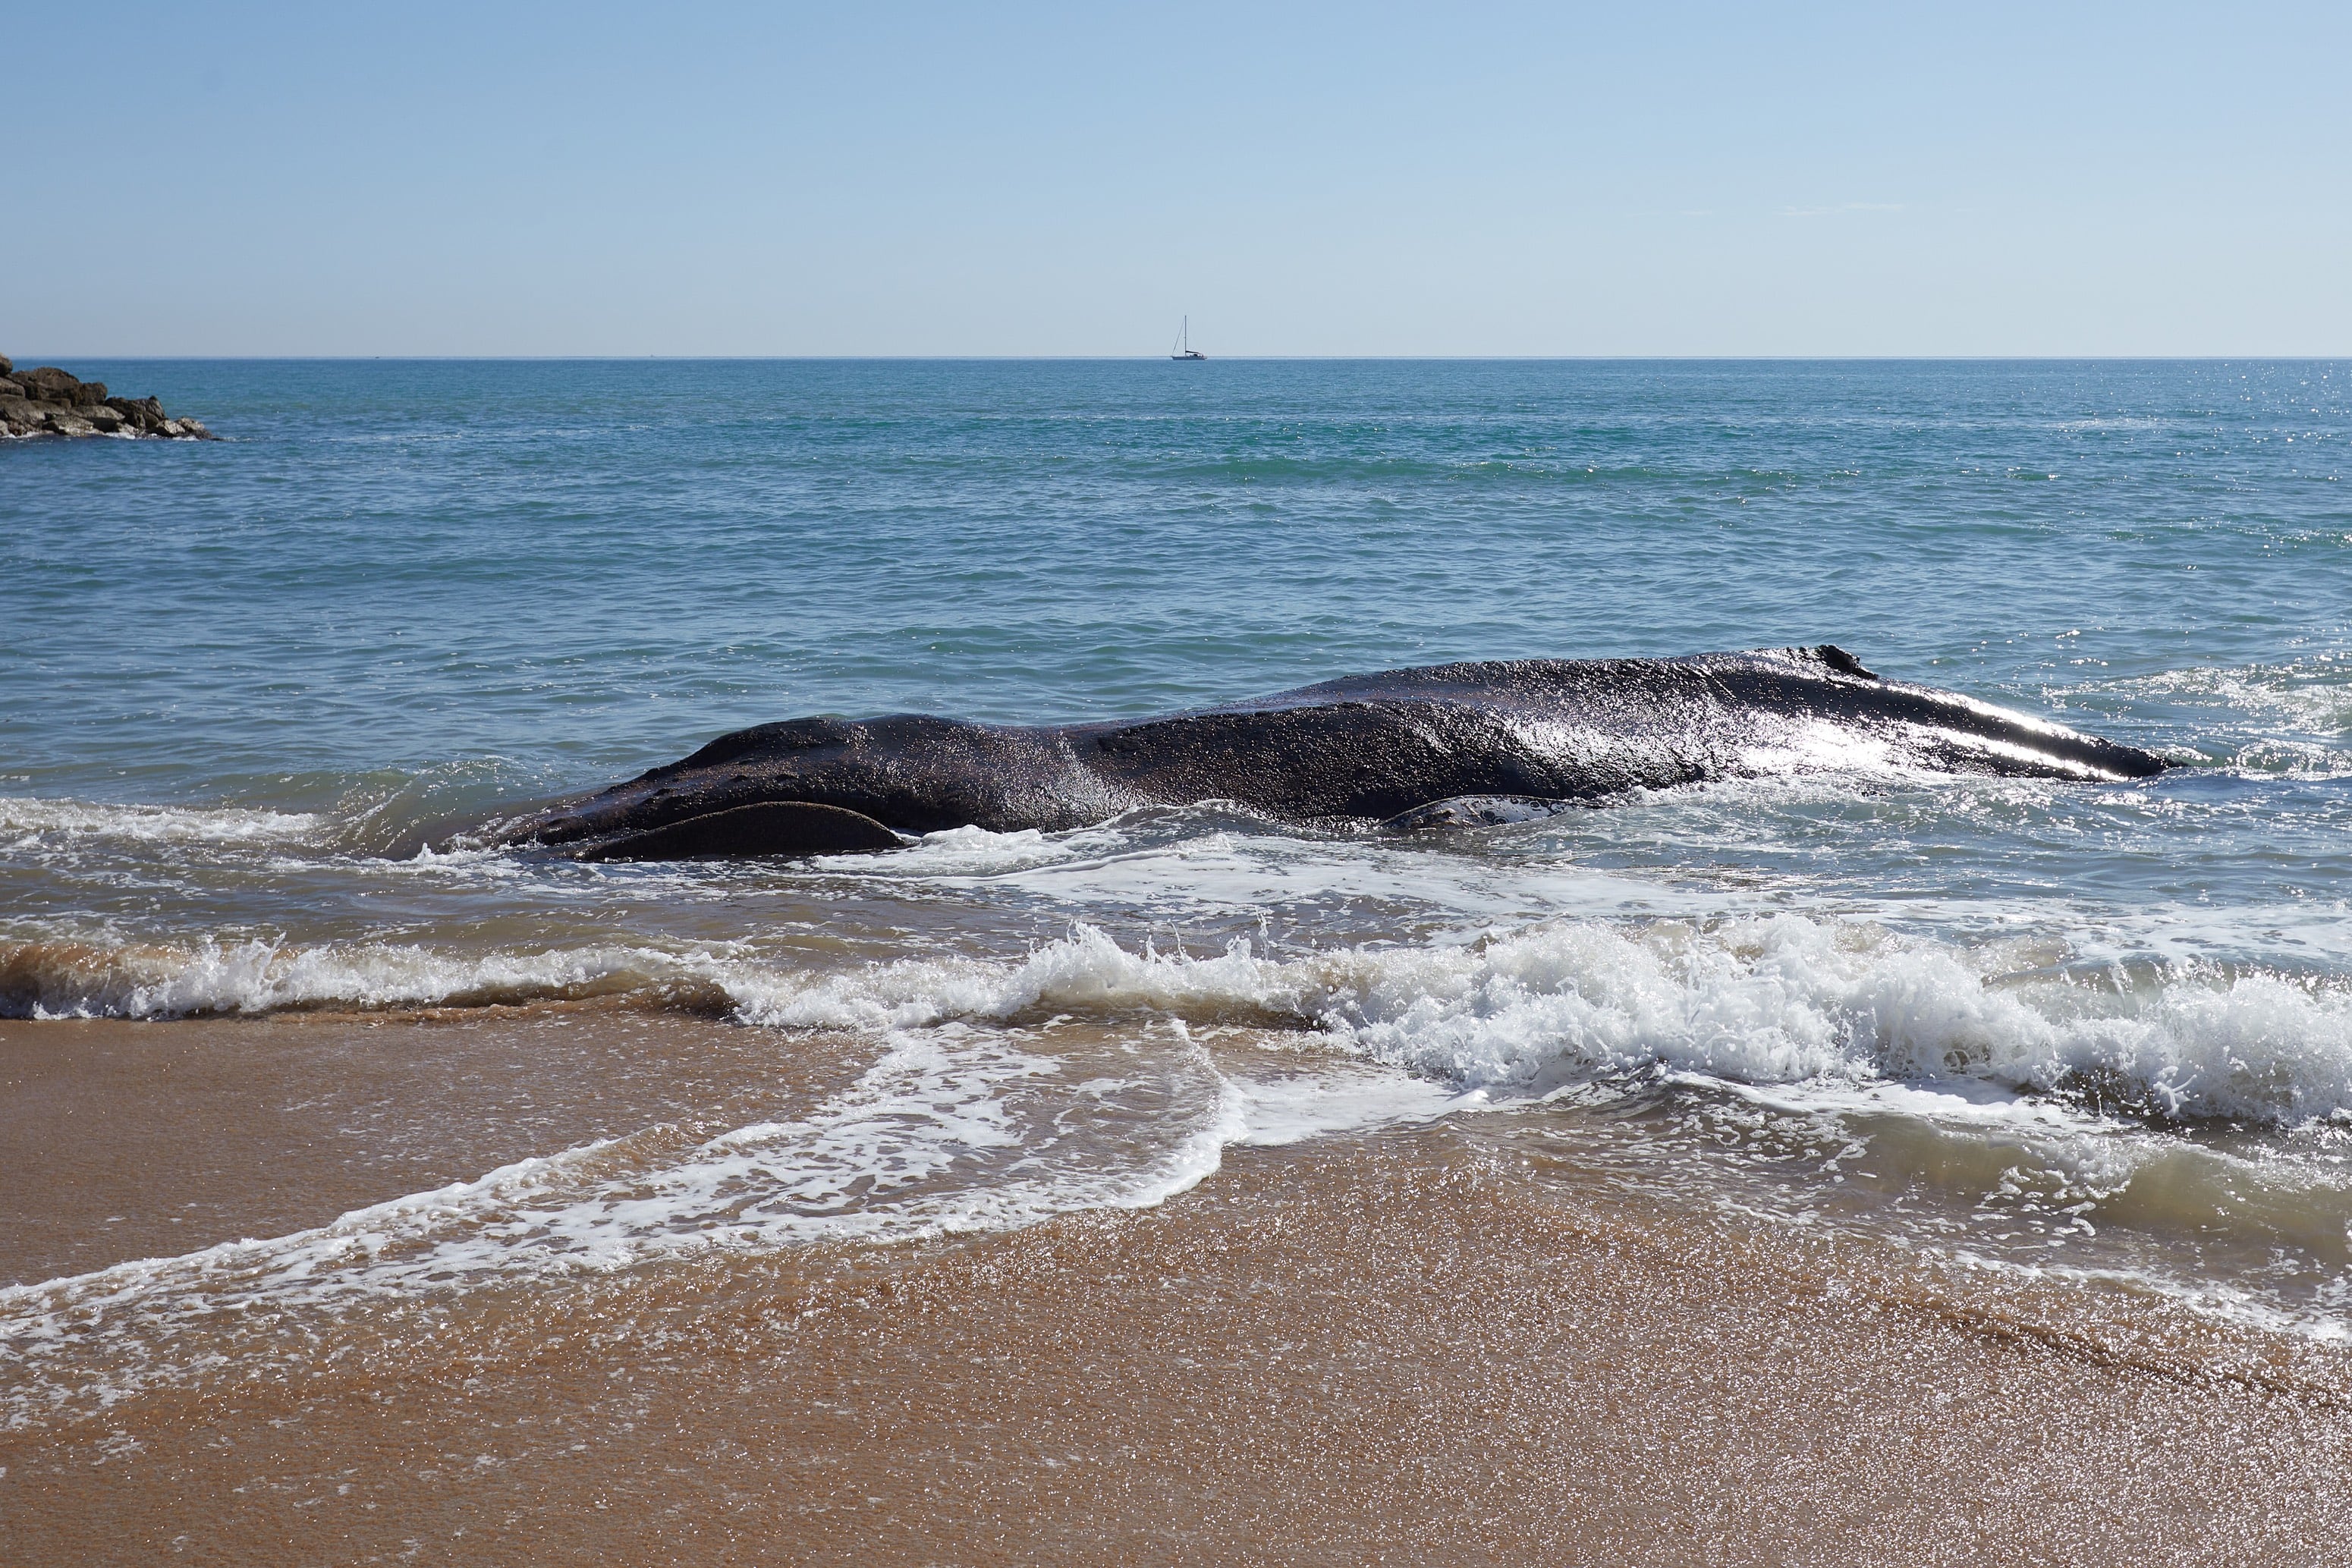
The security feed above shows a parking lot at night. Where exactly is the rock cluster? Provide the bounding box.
[0,355,211,439]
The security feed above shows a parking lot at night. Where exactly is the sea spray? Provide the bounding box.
[13,914,2352,1128]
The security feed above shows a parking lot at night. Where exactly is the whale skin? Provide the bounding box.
[510,646,2170,861]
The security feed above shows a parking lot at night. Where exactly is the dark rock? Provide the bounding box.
[15,366,81,401]
[105,395,167,432]
[1,357,210,440]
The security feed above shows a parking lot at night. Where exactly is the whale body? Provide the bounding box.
[509,646,2170,861]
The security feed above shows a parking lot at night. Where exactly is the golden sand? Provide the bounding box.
[4,1015,2348,1565]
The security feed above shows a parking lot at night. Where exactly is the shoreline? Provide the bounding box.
[5,1013,2349,1563]
[0,1009,861,1287]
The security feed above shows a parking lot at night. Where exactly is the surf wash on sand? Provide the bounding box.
[6,358,2351,1562]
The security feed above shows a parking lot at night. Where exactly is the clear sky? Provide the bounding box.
[9,3,2348,357]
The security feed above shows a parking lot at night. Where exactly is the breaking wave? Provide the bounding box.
[0,938,735,1020]
[0,796,319,845]
[11,914,2352,1127]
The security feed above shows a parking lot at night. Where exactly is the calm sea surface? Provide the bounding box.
[4,360,2350,1414]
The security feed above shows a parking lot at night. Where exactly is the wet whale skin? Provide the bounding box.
[513,646,2170,859]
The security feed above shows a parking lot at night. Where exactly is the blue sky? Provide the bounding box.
[9,3,2348,356]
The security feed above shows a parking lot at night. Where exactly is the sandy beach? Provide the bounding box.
[6,1011,2348,1566]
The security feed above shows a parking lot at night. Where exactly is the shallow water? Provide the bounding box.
[4,359,2351,1422]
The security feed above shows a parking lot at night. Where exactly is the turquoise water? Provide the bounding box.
[6,360,2352,1359]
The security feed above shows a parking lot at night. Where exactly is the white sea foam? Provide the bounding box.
[14,914,2352,1126]
[11,938,718,1020]
[1325,917,2352,1123]
[863,822,1077,875]
[0,1021,1246,1426]
[2100,658,2352,734]
[1229,1062,1476,1146]
[2061,659,2352,774]
[11,913,2352,1423]
[0,796,319,845]
[849,812,1729,928]
[726,916,2352,1127]
[727,923,1311,1030]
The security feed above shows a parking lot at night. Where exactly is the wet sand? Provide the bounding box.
[0,1009,861,1286]
[5,1015,2350,1565]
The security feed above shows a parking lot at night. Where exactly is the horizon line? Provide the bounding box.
[15,353,2350,364]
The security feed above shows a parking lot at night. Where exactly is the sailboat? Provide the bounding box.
[1170,316,1206,360]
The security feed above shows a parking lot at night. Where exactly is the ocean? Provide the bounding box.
[5,358,2350,1554]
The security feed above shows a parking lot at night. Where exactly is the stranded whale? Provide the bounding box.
[508,646,2170,861]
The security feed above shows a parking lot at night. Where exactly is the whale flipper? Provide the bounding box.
[577,802,904,862]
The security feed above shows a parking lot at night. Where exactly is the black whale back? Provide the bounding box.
[1071,646,2165,821]
[511,647,2169,856]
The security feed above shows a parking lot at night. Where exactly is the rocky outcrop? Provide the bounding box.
[0,356,212,440]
